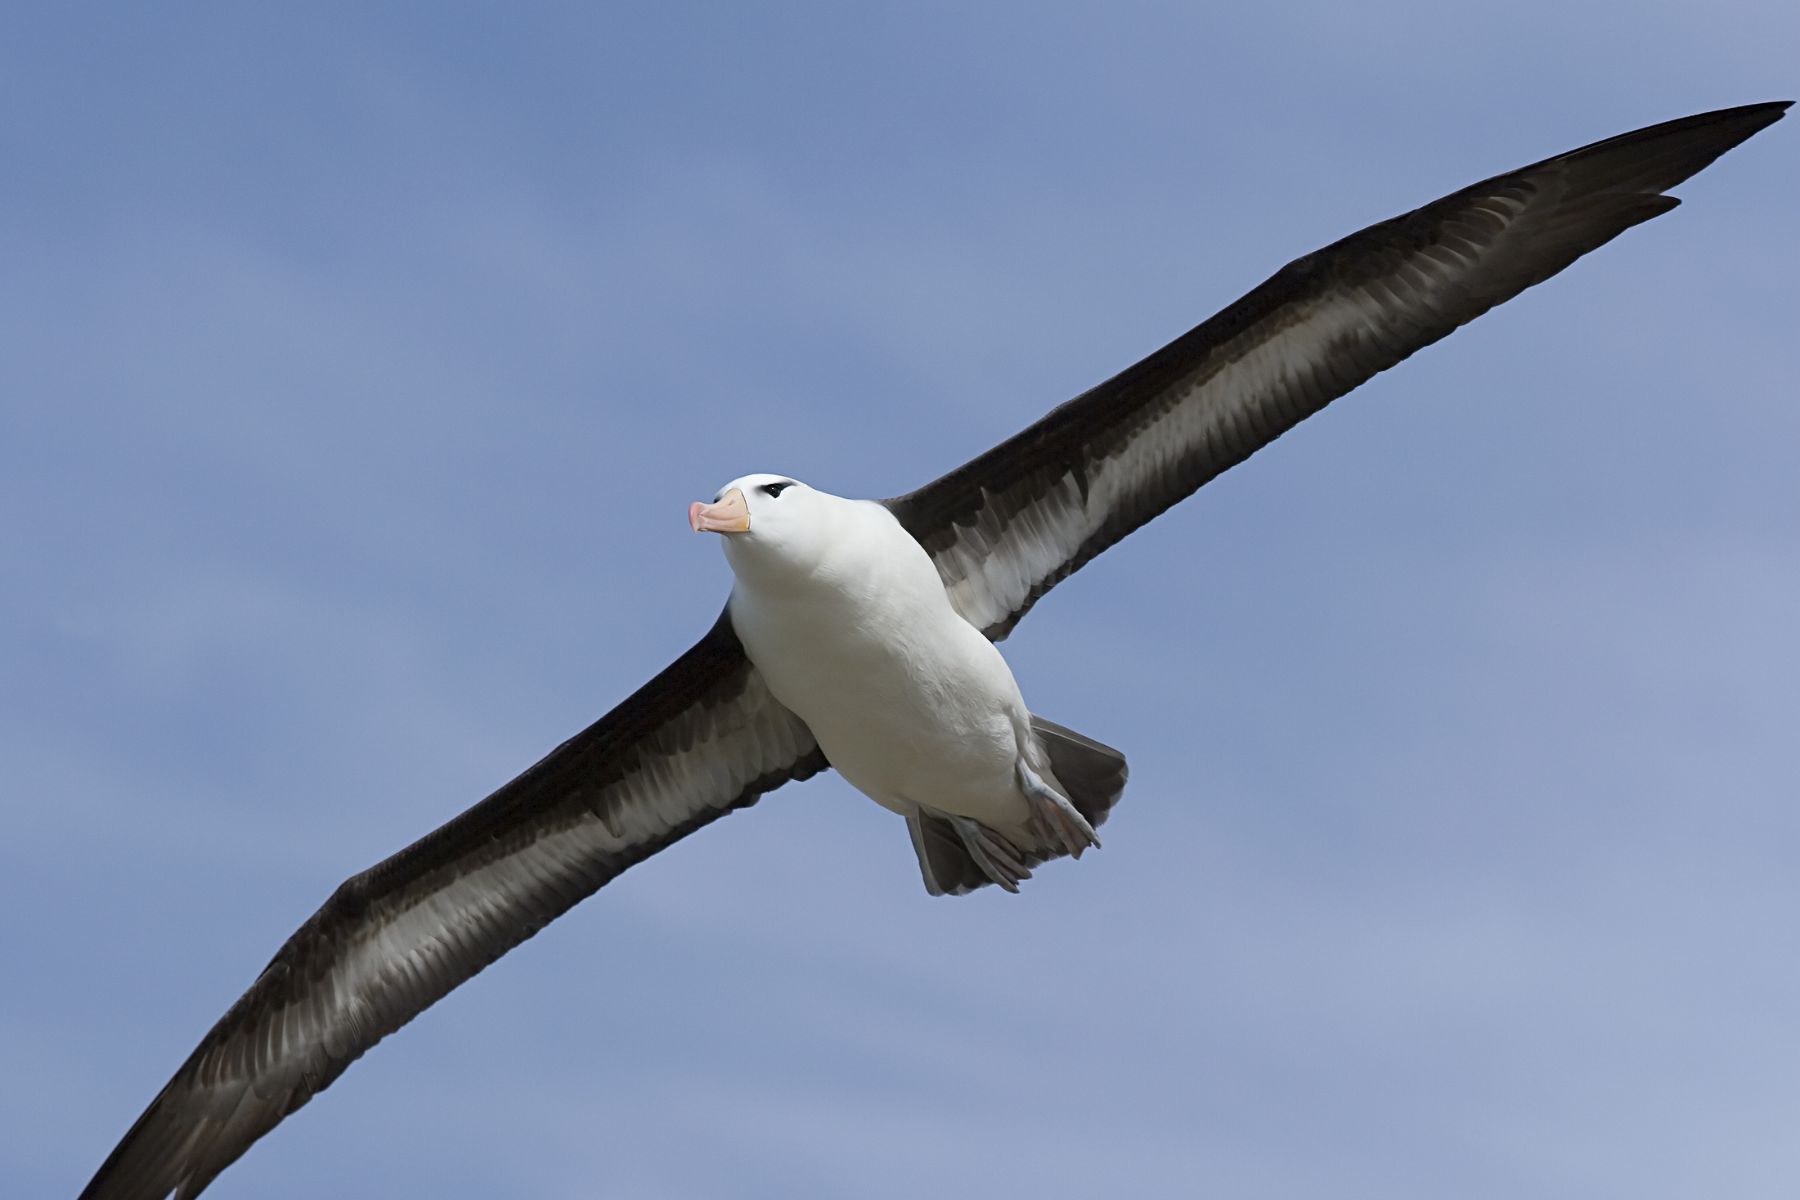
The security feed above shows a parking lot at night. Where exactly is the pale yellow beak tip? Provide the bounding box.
[688,487,751,534]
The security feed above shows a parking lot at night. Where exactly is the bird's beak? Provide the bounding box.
[689,488,750,534]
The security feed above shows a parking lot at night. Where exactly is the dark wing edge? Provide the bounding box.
[79,611,826,1200]
[885,101,1790,640]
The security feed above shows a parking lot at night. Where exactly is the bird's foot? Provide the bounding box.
[1017,760,1100,859]
[933,810,1031,894]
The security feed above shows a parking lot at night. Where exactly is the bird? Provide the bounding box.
[692,472,1126,895]
[79,101,1787,1200]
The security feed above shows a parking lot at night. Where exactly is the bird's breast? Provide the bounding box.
[728,563,1028,815]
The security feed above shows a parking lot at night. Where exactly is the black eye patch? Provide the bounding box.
[760,481,793,498]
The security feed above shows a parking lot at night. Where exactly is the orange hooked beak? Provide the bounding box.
[688,487,750,534]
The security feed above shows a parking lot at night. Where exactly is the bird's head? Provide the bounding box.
[690,473,843,581]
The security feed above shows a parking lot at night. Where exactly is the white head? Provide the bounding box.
[688,473,847,584]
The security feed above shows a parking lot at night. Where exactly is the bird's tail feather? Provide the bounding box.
[1031,714,1128,833]
[908,715,1127,896]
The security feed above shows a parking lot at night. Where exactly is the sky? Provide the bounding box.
[3,4,1797,1198]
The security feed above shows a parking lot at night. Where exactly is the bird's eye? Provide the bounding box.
[760,481,793,498]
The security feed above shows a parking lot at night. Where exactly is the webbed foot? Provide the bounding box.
[1017,759,1100,859]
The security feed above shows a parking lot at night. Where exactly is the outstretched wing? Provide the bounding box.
[80,612,826,1200]
[885,102,1789,640]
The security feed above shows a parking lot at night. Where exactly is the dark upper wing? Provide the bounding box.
[885,102,1789,640]
[80,612,826,1200]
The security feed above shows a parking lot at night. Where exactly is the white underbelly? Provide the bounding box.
[731,591,1032,830]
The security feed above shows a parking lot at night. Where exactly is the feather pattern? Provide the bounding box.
[887,102,1790,639]
[80,613,824,1200]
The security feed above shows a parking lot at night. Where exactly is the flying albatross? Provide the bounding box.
[80,101,1787,1199]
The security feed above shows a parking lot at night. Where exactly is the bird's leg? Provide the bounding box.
[928,808,1031,894]
[1017,760,1100,859]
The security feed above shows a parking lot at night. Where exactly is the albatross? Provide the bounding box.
[80,101,1787,1199]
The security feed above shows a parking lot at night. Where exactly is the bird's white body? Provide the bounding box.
[722,481,1037,835]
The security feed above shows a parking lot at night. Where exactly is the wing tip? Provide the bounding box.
[1682,98,1792,150]
[1549,100,1790,201]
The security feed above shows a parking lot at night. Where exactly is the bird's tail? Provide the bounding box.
[1031,714,1129,833]
[908,715,1127,896]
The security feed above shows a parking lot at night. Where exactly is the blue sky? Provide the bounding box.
[4,4,1797,1198]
